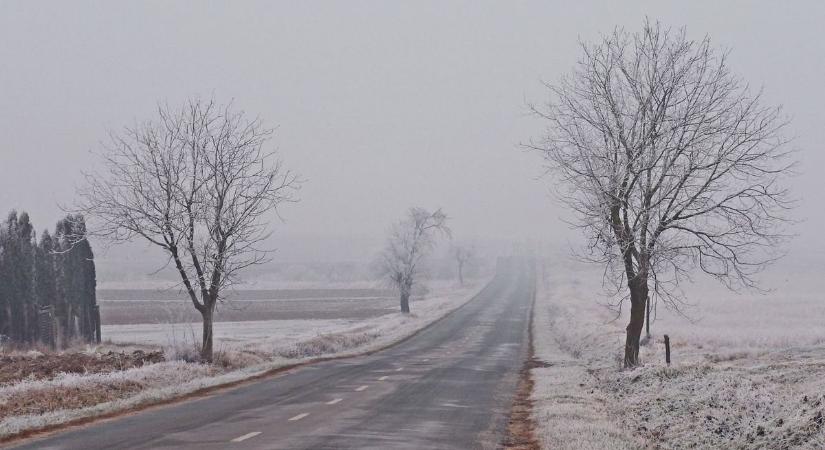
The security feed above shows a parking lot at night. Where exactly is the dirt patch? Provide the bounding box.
[503,357,541,450]
[0,351,164,385]
[503,280,540,450]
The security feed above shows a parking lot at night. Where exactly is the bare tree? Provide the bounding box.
[453,245,475,286]
[76,97,300,361]
[528,20,795,367]
[380,208,451,313]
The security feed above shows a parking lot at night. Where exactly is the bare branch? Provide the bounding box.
[527,19,796,366]
[74,96,301,360]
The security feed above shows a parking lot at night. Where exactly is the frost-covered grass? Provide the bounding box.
[0,280,485,440]
[530,265,642,449]
[531,255,825,449]
[103,319,360,349]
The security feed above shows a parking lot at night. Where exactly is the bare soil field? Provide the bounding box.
[98,288,399,324]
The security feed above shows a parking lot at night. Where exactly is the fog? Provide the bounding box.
[4,4,825,445]
[2,1,824,265]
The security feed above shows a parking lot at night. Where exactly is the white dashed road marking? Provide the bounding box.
[326,398,342,405]
[378,376,388,381]
[231,432,261,442]
[289,413,310,421]
[396,367,403,372]
[355,385,368,392]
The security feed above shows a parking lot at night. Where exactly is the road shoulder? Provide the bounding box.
[502,273,540,450]
[529,270,642,450]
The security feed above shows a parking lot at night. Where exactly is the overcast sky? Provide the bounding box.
[1,1,824,251]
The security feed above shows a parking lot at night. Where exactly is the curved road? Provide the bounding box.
[12,259,534,450]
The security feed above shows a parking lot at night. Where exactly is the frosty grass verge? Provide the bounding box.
[0,281,486,439]
[531,256,825,449]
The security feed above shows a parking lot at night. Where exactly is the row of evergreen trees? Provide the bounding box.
[0,211,98,347]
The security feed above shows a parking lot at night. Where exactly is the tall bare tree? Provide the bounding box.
[453,245,475,286]
[381,208,450,313]
[77,98,299,361]
[528,21,795,367]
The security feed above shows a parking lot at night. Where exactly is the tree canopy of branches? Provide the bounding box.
[528,21,795,367]
[380,208,451,313]
[0,211,98,347]
[77,97,300,361]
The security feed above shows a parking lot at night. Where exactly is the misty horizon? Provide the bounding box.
[3,1,824,253]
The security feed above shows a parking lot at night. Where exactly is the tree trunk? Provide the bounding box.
[624,282,647,368]
[645,295,651,339]
[400,290,410,314]
[201,307,214,362]
[458,263,464,286]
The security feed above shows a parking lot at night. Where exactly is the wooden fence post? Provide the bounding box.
[664,334,671,366]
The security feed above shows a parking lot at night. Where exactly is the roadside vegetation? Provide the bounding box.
[531,256,825,449]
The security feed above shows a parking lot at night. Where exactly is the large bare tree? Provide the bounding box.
[77,98,299,361]
[528,21,795,367]
[380,208,450,313]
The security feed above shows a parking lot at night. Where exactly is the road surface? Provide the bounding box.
[12,259,534,450]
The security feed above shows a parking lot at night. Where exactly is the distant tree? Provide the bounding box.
[0,212,37,342]
[528,21,795,367]
[0,211,42,343]
[35,230,58,312]
[76,97,300,361]
[0,211,97,347]
[452,245,475,286]
[380,208,450,313]
[54,216,97,343]
[0,216,12,339]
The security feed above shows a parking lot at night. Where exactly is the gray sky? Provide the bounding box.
[2,1,824,250]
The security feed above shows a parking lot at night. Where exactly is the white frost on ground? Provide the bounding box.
[530,262,642,449]
[0,281,486,439]
[531,255,825,449]
[102,319,360,348]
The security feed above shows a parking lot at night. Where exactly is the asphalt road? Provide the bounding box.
[11,259,535,450]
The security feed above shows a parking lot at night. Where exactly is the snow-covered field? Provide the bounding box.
[531,255,825,449]
[0,280,486,439]
[103,319,358,348]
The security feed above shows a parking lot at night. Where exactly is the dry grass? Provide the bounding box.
[0,380,145,419]
[0,350,163,385]
[530,271,643,450]
[532,255,825,449]
[273,328,380,359]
